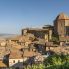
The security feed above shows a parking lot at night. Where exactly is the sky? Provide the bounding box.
[0,0,69,34]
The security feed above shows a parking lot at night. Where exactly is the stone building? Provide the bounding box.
[54,13,69,42]
[22,27,52,42]
[0,40,7,60]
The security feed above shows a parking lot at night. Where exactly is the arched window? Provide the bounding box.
[13,60,15,63]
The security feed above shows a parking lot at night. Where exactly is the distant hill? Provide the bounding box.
[0,33,17,39]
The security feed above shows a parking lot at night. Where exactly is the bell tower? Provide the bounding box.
[54,13,69,38]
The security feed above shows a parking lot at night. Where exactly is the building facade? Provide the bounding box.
[22,27,52,42]
[54,13,69,42]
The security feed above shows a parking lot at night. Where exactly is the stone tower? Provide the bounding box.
[54,13,69,39]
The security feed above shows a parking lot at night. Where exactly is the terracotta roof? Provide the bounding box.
[9,51,23,59]
[49,46,69,55]
[56,13,69,20]
[9,34,34,42]
[0,61,7,67]
[9,50,37,59]
[23,51,37,57]
[19,35,32,42]
[9,41,22,49]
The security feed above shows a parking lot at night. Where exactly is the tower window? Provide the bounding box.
[13,60,15,63]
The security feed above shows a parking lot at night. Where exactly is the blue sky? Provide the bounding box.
[0,0,69,34]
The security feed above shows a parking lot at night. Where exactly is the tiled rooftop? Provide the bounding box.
[56,13,69,20]
[0,61,7,67]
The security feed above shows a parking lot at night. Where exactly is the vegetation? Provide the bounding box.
[50,33,60,45]
[44,54,69,69]
[25,54,69,69]
[51,33,59,42]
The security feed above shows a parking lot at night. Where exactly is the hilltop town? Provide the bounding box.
[0,13,69,68]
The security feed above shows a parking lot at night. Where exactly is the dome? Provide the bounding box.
[56,13,69,20]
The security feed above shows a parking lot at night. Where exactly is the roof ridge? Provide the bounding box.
[56,13,69,20]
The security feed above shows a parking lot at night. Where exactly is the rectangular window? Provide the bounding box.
[13,60,15,63]
[65,26,69,36]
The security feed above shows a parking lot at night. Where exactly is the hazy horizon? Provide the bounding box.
[0,0,69,34]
